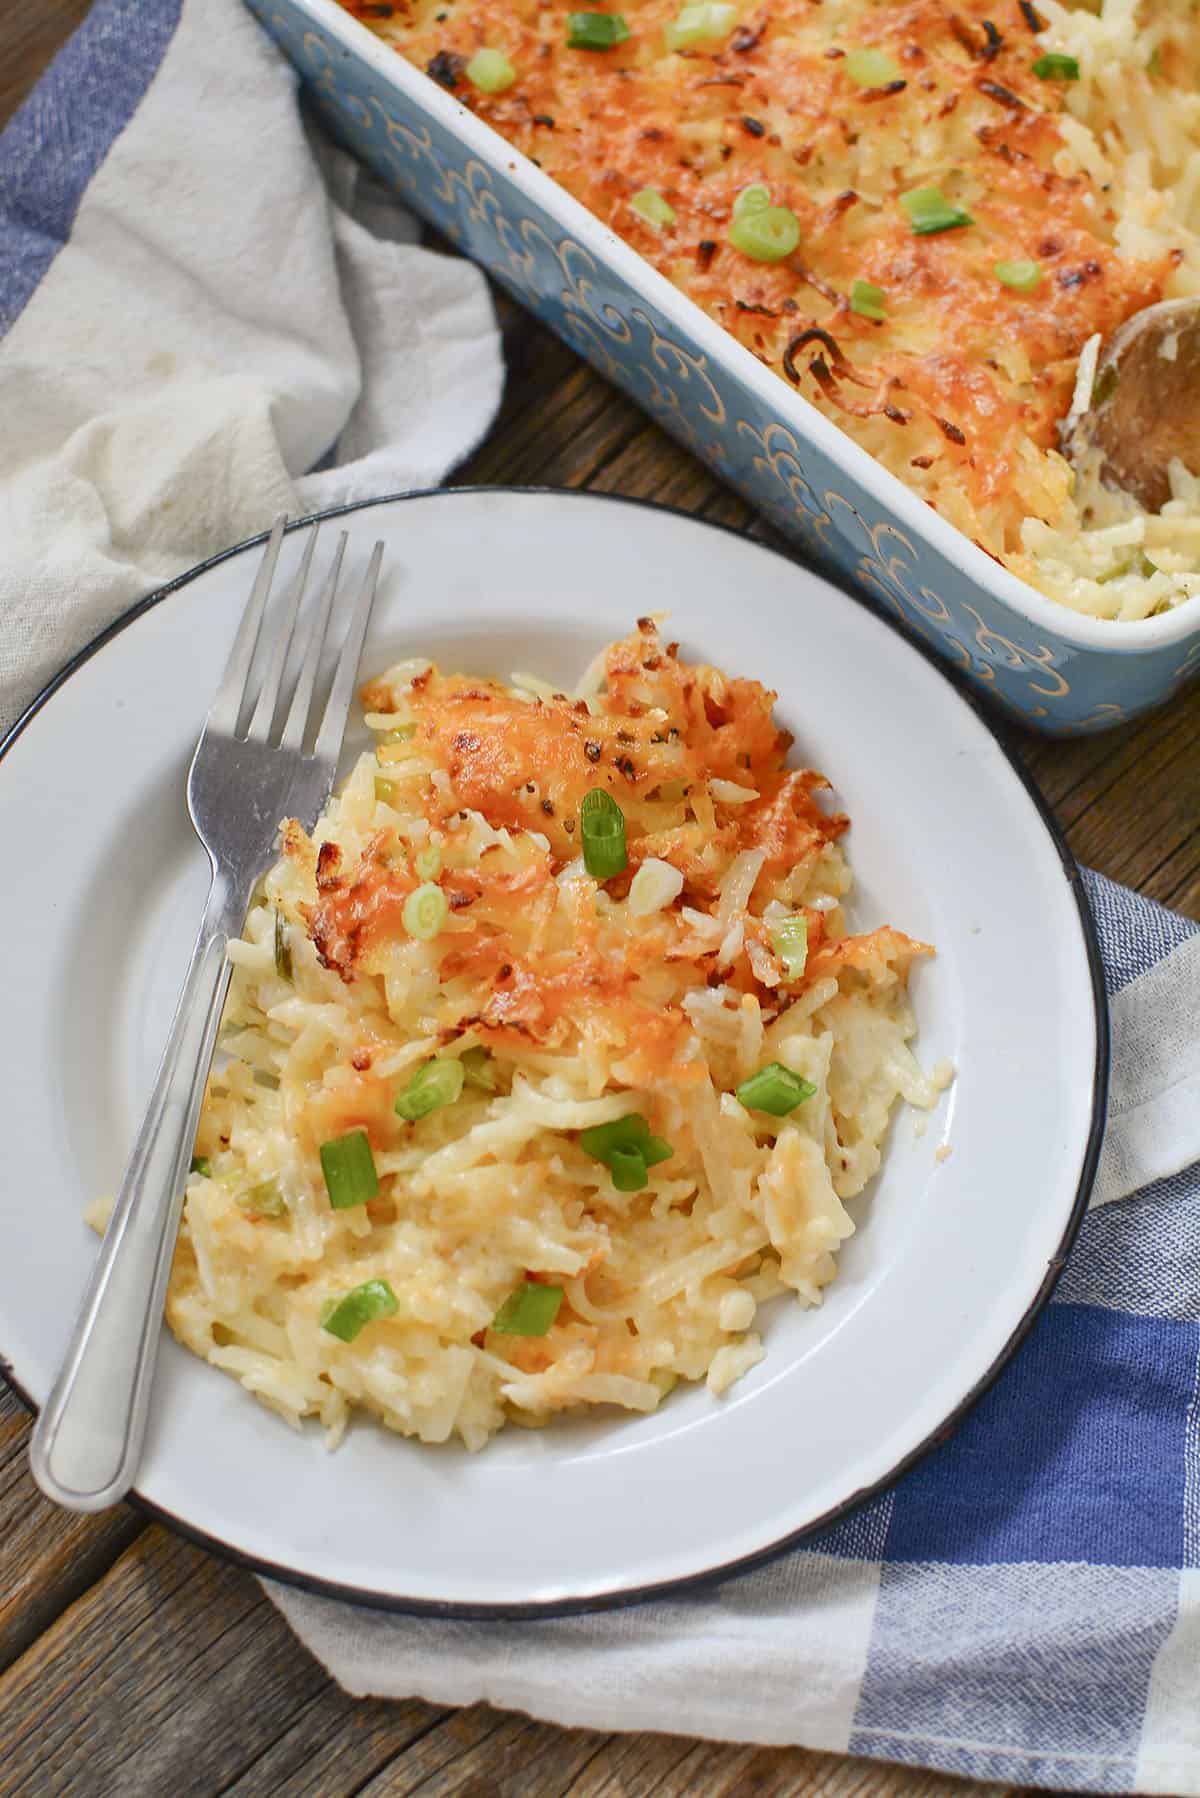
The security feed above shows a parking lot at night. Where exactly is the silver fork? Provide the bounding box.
[30,516,384,1513]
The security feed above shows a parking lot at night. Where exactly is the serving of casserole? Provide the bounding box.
[247,0,1200,730]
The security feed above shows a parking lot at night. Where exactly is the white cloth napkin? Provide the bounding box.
[0,0,502,736]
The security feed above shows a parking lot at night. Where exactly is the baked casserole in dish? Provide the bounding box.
[248,0,1200,730]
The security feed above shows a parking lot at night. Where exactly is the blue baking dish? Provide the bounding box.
[246,0,1200,732]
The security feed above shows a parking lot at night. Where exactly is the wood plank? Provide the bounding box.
[1053,714,1197,905]
[326,1695,995,1798]
[218,1686,453,1796]
[1158,848,1200,919]
[461,361,644,491]
[0,0,93,127]
[0,1521,993,1798]
[1018,705,1193,832]
[0,1526,448,1797]
[0,1382,143,1674]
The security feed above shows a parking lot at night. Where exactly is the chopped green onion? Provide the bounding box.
[374,776,398,805]
[578,1113,672,1191]
[771,915,809,979]
[579,1112,651,1160]
[385,723,416,742]
[321,1279,399,1343]
[415,843,443,880]
[1103,551,1154,583]
[608,1144,648,1190]
[403,881,448,941]
[631,187,677,229]
[274,909,292,980]
[465,47,516,92]
[492,1280,563,1335]
[663,2,736,52]
[733,183,771,220]
[580,788,627,879]
[566,11,630,49]
[319,1130,380,1209]
[189,1155,211,1178]
[850,278,887,321]
[899,186,973,236]
[1033,52,1079,80]
[460,1046,498,1091]
[240,1178,286,1218]
[735,1062,818,1116]
[729,204,801,262]
[844,47,902,87]
[995,258,1042,292]
[394,1056,465,1122]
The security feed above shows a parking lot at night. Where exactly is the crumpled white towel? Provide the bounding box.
[0,0,501,735]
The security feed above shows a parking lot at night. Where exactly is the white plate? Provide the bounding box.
[0,490,1105,1615]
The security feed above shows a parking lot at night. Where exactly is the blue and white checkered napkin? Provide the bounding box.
[269,872,1200,1796]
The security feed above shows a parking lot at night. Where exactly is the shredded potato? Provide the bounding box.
[344,0,1200,619]
[165,624,950,1450]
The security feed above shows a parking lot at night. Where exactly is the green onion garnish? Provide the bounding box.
[274,909,292,980]
[640,1137,674,1168]
[631,187,677,229]
[771,915,809,979]
[460,1046,498,1091]
[465,47,516,92]
[850,278,887,321]
[394,1056,465,1122]
[403,881,448,941]
[844,47,902,87]
[385,723,416,742]
[240,1178,286,1218]
[729,204,801,262]
[492,1281,564,1335]
[374,776,398,805]
[663,2,736,52]
[415,843,443,880]
[899,186,973,236]
[1033,52,1079,80]
[607,1144,648,1191]
[566,11,630,49]
[319,1130,380,1209]
[580,788,627,879]
[735,1062,818,1116]
[189,1155,211,1177]
[579,1113,672,1191]
[579,1113,671,1162]
[995,259,1042,292]
[733,183,771,220]
[321,1279,399,1343]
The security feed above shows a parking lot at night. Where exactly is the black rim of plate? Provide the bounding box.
[0,487,1111,1620]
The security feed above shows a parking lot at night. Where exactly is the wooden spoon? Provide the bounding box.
[1063,297,1200,514]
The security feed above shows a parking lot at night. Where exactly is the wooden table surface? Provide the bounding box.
[2,7,1197,1795]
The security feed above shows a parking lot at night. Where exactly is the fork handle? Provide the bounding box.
[30,869,254,1512]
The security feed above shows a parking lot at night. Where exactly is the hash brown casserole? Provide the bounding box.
[166,624,950,1450]
[345,0,1200,622]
